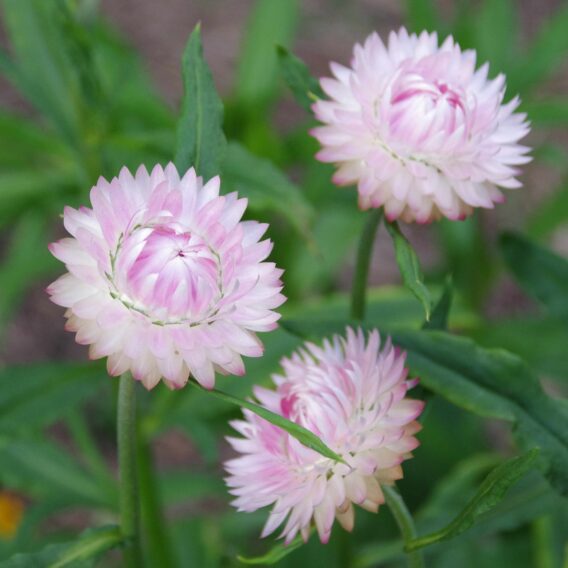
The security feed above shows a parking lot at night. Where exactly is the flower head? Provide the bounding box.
[224,328,423,544]
[48,164,285,389]
[311,28,531,223]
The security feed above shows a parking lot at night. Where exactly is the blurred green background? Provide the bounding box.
[0,0,567,566]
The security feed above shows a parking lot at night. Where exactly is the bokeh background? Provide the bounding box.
[0,1,567,567]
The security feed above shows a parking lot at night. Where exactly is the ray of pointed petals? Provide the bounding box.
[224,328,424,544]
[311,28,531,223]
[47,164,285,390]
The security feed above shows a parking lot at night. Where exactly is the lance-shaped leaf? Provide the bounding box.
[276,46,323,113]
[386,220,432,320]
[0,525,123,568]
[175,24,226,179]
[422,277,453,331]
[501,232,568,322]
[406,450,539,551]
[190,382,345,464]
[281,319,568,496]
[388,331,568,496]
[238,533,306,565]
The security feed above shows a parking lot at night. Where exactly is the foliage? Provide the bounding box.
[0,0,567,567]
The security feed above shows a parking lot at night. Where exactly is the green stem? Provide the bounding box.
[351,209,383,320]
[138,435,176,568]
[383,485,425,568]
[118,373,143,568]
[532,516,555,568]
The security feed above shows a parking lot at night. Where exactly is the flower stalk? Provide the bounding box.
[118,372,143,568]
[351,208,383,321]
[383,485,425,568]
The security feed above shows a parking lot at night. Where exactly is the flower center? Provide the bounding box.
[387,71,468,144]
[109,224,223,325]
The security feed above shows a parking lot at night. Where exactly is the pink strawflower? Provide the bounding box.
[224,328,423,544]
[48,164,285,389]
[311,28,531,223]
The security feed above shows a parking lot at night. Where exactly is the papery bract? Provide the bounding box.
[311,28,531,222]
[48,164,285,389]
[224,328,423,543]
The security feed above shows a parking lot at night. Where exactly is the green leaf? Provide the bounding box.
[388,331,568,496]
[416,454,503,527]
[276,46,324,113]
[0,437,116,508]
[238,533,305,565]
[500,232,568,321]
[0,362,105,434]
[466,471,562,537]
[282,319,568,496]
[423,277,453,331]
[175,24,226,179]
[0,525,123,568]
[469,316,568,382]
[385,220,432,320]
[222,142,314,237]
[406,450,539,551]
[190,382,345,464]
[236,0,299,106]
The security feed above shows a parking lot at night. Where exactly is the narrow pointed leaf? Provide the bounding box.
[190,382,345,464]
[386,221,432,320]
[406,450,539,551]
[389,331,568,496]
[276,46,323,113]
[422,277,453,330]
[175,24,226,179]
[238,533,305,565]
